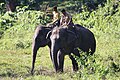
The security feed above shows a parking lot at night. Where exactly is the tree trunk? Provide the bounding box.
[5,0,16,12]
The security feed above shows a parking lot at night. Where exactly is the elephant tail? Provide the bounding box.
[90,37,96,55]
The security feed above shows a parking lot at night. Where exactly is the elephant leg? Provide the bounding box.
[31,41,39,75]
[48,44,53,63]
[51,50,59,72]
[69,54,78,71]
[57,50,64,72]
[69,49,80,71]
[73,48,80,57]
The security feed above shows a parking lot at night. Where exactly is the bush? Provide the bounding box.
[73,50,120,79]
[0,6,51,50]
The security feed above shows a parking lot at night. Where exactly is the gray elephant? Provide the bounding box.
[31,20,60,74]
[31,25,52,75]
[31,22,80,74]
[47,24,96,72]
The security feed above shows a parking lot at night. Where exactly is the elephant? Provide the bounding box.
[31,21,80,74]
[46,24,96,72]
[31,20,60,74]
[31,25,52,75]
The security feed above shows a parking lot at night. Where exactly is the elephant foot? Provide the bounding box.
[55,69,63,73]
[56,71,63,74]
[73,66,78,72]
[31,70,34,75]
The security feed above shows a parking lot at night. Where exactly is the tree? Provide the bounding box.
[5,0,16,12]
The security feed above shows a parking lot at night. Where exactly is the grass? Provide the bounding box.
[0,47,78,80]
[0,32,120,80]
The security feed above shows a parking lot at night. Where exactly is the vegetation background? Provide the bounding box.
[0,0,120,80]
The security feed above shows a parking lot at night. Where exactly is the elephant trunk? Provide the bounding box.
[31,41,39,75]
[51,40,60,72]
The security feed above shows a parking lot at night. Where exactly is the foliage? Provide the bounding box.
[0,6,51,49]
[71,0,120,79]
[0,2,6,15]
[73,51,120,80]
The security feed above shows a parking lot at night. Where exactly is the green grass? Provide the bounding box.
[0,45,119,80]
[0,48,79,80]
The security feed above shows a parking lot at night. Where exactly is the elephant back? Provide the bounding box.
[74,24,96,54]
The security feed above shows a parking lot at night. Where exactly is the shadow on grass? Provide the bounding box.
[0,63,73,78]
[3,66,55,78]
[26,66,55,77]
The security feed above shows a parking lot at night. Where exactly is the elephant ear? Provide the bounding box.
[46,31,52,39]
[67,30,77,44]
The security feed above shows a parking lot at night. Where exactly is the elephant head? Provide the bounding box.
[31,25,52,74]
[47,27,77,55]
[32,26,51,47]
